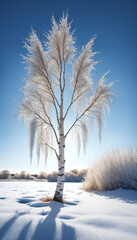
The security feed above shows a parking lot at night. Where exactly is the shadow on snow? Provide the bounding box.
[0,215,18,239]
[0,201,76,240]
[32,201,76,240]
[96,189,137,204]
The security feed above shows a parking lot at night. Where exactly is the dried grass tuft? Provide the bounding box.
[42,195,53,202]
[42,194,65,204]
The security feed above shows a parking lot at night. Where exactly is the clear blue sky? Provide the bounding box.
[0,0,137,174]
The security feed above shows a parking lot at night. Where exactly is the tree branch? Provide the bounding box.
[65,95,98,137]
[39,98,59,144]
[63,88,90,120]
[71,48,88,102]
[43,142,59,159]
[21,103,59,144]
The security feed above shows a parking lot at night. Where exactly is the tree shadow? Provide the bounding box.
[17,221,32,240]
[32,201,76,240]
[0,201,76,240]
[32,201,62,240]
[0,215,17,239]
[0,211,31,240]
[96,189,137,204]
[61,222,76,240]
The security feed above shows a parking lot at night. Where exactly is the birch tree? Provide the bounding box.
[18,14,114,202]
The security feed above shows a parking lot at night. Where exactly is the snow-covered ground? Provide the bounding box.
[0,182,137,240]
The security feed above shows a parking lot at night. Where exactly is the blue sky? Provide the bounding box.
[0,0,137,174]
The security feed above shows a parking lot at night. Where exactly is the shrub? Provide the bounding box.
[25,173,36,180]
[77,169,87,181]
[0,170,11,179]
[83,148,137,191]
[19,171,26,179]
[70,169,79,175]
[47,171,57,182]
[32,174,38,179]
[38,171,47,179]
[65,169,87,182]
[14,173,19,179]
[16,171,36,180]
[65,172,78,182]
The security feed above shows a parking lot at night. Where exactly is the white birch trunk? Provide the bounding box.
[53,89,65,202]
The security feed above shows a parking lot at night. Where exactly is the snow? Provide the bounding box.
[0,182,137,240]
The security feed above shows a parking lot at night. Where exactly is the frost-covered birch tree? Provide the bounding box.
[18,14,114,202]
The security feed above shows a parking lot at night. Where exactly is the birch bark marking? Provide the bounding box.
[53,128,65,202]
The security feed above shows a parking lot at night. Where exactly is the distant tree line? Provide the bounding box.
[0,169,87,182]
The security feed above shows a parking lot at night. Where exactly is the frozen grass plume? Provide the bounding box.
[83,147,137,191]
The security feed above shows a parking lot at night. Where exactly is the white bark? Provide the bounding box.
[53,90,65,202]
[53,130,65,202]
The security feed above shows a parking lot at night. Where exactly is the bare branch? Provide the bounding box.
[65,96,97,137]
[65,75,114,138]
[63,88,90,120]
[42,142,59,159]
[38,97,59,144]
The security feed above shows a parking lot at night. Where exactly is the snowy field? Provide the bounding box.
[0,182,137,240]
